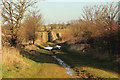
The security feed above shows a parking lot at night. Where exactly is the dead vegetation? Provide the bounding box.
[2,46,28,66]
[1,1,119,78]
[59,3,119,61]
[1,0,37,47]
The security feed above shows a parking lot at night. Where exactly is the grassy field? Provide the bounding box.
[2,45,71,78]
[2,42,120,78]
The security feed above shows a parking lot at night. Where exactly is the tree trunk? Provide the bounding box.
[10,34,17,47]
[33,38,35,44]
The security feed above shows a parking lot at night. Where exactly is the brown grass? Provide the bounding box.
[42,32,48,42]
[25,45,39,50]
[2,46,28,65]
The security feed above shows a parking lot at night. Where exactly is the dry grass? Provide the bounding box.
[25,45,39,50]
[35,32,43,45]
[42,32,48,42]
[2,45,72,78]
[2,46,28,65]
[52,29,66,33]
[81,66,120,78]
[51,31,58,41]
[35,39,42,45]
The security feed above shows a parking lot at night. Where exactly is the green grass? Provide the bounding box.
[3,60,70,78]
[2,44,71,78]
[3,42,120,78]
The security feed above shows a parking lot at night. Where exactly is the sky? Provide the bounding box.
[34,1,117,25]
[1,0,118,25]
[35,0,118,2]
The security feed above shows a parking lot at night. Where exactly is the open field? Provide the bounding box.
[2,40,120,78]
[2,46,71,78]
[1,1,119,79]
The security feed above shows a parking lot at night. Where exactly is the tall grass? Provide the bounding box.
[2,46,27,65]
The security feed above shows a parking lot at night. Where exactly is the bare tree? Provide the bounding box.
[65,2,118,45]
[82,2,118,32]
[1,0,37,46]
[80,2,118,55]
[22,9,43,44]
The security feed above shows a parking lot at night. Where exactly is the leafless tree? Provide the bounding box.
[22,9,43,44]
[1,0,37,46]
[65,2,118,45]
[82,2,118,32]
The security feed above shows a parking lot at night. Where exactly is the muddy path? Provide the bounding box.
[47,31,96,78]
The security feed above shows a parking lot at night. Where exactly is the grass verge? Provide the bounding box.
[2,46,71,78]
